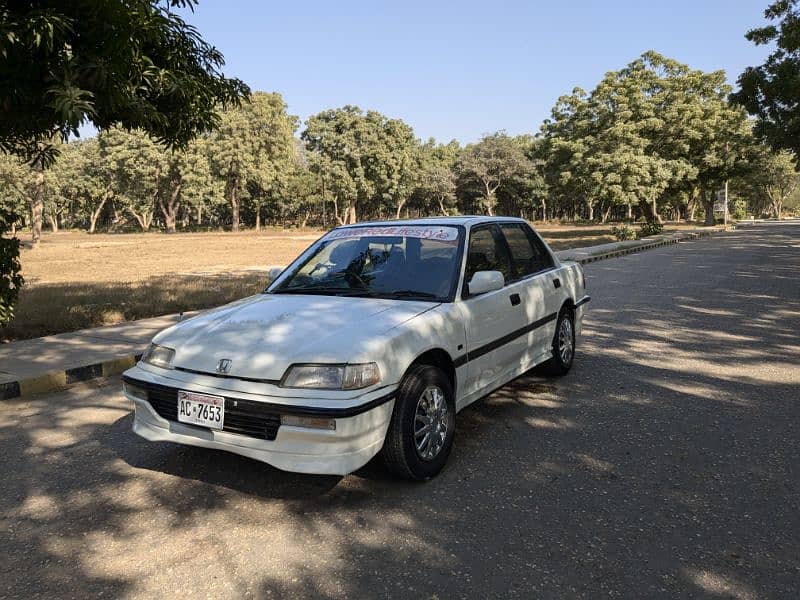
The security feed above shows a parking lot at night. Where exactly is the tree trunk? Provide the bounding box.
[48,215,58,233]
[771,198,782,219]
[129,209,153,231]
[255,205,261,231]
[346,203,357,224]
[700,189,715,226]
[300,211,310,228]
[652,198,663,224]
[196,204,203,226]
[395,198,406,220]
[437,196,449,216]
[686,197,696,222]
[586,199,594,222]
[482,181,497,216]
[333,196,344,225]
[30,165,44,247]
[229,180,240,232]
[540,197,547,222]
[626,203,633,221]
[159,183,181,233]
[88,192,110,233]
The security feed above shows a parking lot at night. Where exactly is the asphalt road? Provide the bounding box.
[2,223,798,599]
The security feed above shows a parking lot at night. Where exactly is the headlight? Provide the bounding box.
[281,363,381,390]
[141,343,175,369]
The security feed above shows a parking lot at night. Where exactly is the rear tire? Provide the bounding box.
[543,307,575,376]
[382,364,455,481]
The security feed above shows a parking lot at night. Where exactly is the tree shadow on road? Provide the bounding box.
[1,224,798,598]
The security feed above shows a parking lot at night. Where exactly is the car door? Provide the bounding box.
[458,224,528,398]
[497,222,561,366]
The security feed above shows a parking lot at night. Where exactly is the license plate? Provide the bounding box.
[177,390,225,429]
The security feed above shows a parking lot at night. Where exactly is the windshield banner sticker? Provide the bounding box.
[326,226,459,241]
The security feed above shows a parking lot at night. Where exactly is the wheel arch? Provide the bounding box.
[408,348,456,395]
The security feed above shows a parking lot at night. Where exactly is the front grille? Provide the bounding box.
[142,381,281,441]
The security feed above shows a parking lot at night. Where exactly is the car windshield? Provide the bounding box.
[270,225,463,301]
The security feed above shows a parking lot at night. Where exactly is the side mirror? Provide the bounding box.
[468,270,505,296]
[268,266,284,283]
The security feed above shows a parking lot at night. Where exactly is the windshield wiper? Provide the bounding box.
[380,290,441,301]
[272,287,377,297]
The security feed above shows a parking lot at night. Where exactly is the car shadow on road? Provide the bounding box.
[108,413,344,500]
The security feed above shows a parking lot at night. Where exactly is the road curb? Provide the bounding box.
[0,225,730,401]
[0,353,142,401]
[556,228,727,265]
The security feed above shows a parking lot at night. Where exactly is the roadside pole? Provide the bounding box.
[724,180,729,225]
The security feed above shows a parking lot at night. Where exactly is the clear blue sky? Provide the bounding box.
[181,0,770,143]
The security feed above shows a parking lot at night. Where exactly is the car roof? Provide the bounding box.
[336,216,527,229]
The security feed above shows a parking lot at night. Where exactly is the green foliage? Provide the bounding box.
[1,49,796,237]
[735,146,800,217]
[208,92,297,231]
[458,132,534,216]
[540,51,752,225]
[302,106,418,223]
[0,209,23,326]
[732,0,800,159]
[637,221,664,237]
[610,225,636,241]
[731,199,748,220]
[0,0,249,165]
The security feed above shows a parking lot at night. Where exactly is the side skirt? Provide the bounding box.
[454,348,554,413]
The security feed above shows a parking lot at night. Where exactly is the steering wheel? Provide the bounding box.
[344,268,368,289]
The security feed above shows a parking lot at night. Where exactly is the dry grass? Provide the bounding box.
[1,223,706,342]
[16,229,324,285]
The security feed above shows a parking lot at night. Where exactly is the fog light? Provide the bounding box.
[281,415,336,430]
[123,381,148,402]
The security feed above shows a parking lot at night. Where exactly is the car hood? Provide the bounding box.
[153,293,436,381]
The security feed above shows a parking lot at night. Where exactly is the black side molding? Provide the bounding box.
[453,312,558,367]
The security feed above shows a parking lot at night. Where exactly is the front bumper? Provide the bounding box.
[122,366,396,476]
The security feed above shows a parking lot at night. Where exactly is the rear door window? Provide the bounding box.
[499,223,554,278]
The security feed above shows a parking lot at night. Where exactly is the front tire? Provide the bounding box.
[382,364,455,480]
[543,307,575,376]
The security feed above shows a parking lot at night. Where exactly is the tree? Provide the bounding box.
[0,152,49,240]
[409,140,459,216]
[208,92,297,231]
[0,208,23,326]
[302,106,418,223]
[98,129,161,230]
[741,148,799,217]
[0,0,249,166]
[502,136,549,221]
[732,0,800,159]
[540,52,751,224]
[458,132,533,216]
[0,0,248,321]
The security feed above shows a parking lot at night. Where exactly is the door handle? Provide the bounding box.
[552,278,561,289]
[509,293,521,306]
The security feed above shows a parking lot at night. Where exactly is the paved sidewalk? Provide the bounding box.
[0,227,728,399]
[0,314,182,398]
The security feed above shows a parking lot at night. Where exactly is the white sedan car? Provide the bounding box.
[122,216,589,480]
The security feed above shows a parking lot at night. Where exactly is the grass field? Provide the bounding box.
[1,223,704,342]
